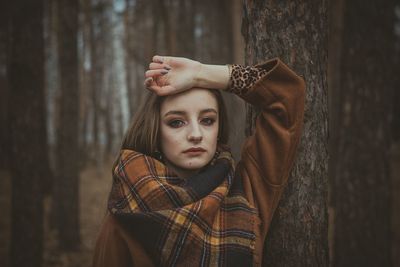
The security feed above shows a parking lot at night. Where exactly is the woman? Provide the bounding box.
[93,55,305,267]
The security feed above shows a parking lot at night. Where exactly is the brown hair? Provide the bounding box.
[119,89,229,158]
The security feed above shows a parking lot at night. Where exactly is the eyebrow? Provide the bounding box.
[163,108,218,118]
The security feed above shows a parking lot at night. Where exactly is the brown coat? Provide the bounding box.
[92,58,306,267]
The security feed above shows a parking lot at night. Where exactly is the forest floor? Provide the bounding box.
[42,159,112,267]
[0,159,112,267]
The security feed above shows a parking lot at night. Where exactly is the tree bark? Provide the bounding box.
[331,1,396,266]
[242,1,329,266]
[7,0,47,266]
[55,0,81,250]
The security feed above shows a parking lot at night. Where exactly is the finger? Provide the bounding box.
[155,85,176,96]
[152,55,165,64]
[153,55,173,65]
[145,69,169,78]
[145,79,162,93]
[149,62,171,70]
[146,83,175,96]
[144,77,153,87]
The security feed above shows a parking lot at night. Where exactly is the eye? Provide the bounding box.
[168,119,185,128]
[201,117,216,126]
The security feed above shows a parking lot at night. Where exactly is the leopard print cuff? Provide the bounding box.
[226,64,269,96]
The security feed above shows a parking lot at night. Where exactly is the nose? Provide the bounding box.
[187,123,203,143]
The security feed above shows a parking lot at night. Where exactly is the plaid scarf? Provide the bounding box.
[108,145,257,267]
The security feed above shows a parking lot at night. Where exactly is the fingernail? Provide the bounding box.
[161,70,168,75]
[164,66,171,70]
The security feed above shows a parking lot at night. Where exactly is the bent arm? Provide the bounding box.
[237,58,305,185]
[232,59,305,237]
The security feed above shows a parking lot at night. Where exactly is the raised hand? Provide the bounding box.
[144,55,203,96]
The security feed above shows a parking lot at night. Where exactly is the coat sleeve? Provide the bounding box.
[234,58,305,237]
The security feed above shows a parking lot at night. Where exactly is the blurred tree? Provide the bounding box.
[392,6,400,143]
[123,0,147,116]
[242,0,329,266]
[81,0,116,163]
[102,0,117,157]
[87,0,101,160]
[7,0,49,265]
[55,0,81,250]
[0,0,9,169]
[174,0,196,57]
[328,0,345,262]
[391,5,400,265]
[330,0,396,266]
[80,0,93,166]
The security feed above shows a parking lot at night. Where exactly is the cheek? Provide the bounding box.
[203,126,219,156]
[208,125,219,143]
[160,127,181,152]
[211,123,219,142]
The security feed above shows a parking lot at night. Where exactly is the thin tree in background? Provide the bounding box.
[7,0,48,265]
[331,0,396,265]
[391,5,400,265]
[174,0,196,57]
[242,1,329,266]
[123,0,143,116]
[55,0,81,250]
[83,0,106,160]
[0,1,9,170]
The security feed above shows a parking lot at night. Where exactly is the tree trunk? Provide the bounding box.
[242,1,329,266]
[174,0,196,57]
[327,0,345,262]
[55,0,81,250]
[391,8,400,265]
[104,60,115,157]
[0,0,9,169]
[123,0,135,116]
[7,0,47,266]
[78,0,91,169]
[86,0,100,158]
[331,1,396,266]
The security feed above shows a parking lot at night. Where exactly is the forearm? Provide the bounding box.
[194,64,230,90]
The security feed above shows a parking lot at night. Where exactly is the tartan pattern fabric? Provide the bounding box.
[108,145,258,267]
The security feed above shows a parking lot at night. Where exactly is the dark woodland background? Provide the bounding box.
[0,0,399,266]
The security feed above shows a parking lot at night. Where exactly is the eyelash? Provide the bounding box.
[168,120,184,128]
[167,118,216,128]
[202,118,215,126]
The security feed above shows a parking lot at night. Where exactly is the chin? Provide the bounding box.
[180,154,213,169]
[182,160,209,170]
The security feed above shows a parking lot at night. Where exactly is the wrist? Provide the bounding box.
[194,63,230,90]
[193,61,204,88]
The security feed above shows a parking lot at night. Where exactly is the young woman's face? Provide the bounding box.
[160,88,219,177]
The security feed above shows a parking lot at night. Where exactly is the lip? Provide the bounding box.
[183,147,206,153]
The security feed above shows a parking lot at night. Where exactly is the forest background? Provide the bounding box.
[0,0,399,266]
